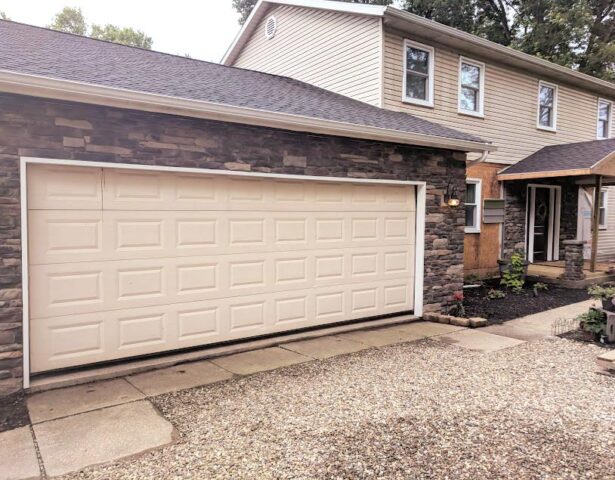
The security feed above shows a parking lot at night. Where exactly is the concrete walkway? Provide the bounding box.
[0,301,593,480]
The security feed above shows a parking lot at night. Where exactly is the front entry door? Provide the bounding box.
[527,185,561,263]
[532,188,550,261]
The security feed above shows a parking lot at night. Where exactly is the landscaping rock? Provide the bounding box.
[449,317,471,327]
[469,317,488,328]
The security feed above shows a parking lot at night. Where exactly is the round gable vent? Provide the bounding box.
[265,16,277,39]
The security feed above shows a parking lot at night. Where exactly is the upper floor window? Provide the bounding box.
[403,39,434,107]
[597,99,612,139]
[537,81,558,131]
[458,57,485,117]
[465,179,482,233]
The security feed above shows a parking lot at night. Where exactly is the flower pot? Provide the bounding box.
[601,297,615,312]
[497,259,530,280]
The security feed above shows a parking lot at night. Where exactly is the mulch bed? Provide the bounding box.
[463,280,590,324]
[0,391,30,432]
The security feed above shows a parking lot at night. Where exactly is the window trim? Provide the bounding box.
[596,98,612,140]
[465,178,482,234]
[402,39,435,108]
[536,81,558,132]
[599,188,608,230]
[458,56,485,118]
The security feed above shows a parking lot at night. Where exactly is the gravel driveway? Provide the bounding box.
[64,338,615,480]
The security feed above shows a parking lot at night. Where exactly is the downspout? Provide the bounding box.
[467,150,489,167]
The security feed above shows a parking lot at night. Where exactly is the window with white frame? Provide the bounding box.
[597,99,612,139]
[459,58,484,116]
[465,179,481,233]
[403,40,434,107]
[537,82,557,130]
[599,189,608,229]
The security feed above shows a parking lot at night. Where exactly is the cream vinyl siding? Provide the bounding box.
[233,5,383,106]
[384,29,614,164]
[27,164,416,373]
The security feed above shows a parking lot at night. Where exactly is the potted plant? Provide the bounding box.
[588,284,615,312]
[577,308,607,341]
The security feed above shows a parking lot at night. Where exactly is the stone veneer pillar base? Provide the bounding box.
[561,240,586,281]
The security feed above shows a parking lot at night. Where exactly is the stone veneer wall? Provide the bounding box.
[503,178,579,259]
[0,93,466,394]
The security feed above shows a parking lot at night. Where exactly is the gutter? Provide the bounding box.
[0,70,493,153]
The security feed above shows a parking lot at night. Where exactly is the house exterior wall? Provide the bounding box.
[382,27,614,166]
[464,163,501,278]
[232,5,383,106]
[0,92,466,394]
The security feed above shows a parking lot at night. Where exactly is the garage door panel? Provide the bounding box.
[28,165,417,373]
[28,165,103,210]
[31,277,414,372]
[28,210,104,265]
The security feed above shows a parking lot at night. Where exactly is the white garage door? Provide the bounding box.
[27,164,416,373]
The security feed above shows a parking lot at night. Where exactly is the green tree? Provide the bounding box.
[90,24,153,49]
[233,0,393,24]
[48,6,87,35]
[47,6,153,50]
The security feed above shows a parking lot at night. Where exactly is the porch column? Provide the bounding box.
[591,175,602,272]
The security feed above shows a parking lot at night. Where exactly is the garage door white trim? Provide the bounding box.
[20,156,426,388]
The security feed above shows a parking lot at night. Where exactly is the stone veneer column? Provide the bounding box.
[561,240,586,281]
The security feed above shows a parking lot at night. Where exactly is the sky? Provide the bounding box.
[0,0,242,63]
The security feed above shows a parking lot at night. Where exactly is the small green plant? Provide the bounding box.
[501,251,526,294]
[487,289,506,300]
[533,282,548,297]
[576,308,607,337]
[587,284,615,300]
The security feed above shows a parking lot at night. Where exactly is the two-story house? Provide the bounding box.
[223,0,615,278]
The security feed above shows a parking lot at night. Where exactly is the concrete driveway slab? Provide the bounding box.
[436,329,526,352]
[0,426,40,480]
[337,326,423,347]
[211,347,309,375]
[34,400,174,477]
[282,335,368,359]
[27,378,144,424]
[391,321,466,337]
[126,360,234,396]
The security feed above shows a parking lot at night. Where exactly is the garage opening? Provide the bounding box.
[26,163,419,374]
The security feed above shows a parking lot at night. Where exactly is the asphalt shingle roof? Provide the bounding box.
[0,20,487,146]
[501,138,615,176]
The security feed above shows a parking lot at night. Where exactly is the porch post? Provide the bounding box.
[591,175,602,272]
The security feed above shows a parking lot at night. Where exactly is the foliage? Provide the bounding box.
[587,284,615,300]
[0,10,9,20]
[500,251,526,294]
[449,291,466,317]
[233,0,394,24]
[90,24,153,49]
[47,6,153,49]
[48,6,87,35]
[576,308,606,336]
[401,0,615,82]
[533,282,548,297]
[487,288,506,300]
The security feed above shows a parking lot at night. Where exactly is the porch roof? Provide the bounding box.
[497,138,615,181]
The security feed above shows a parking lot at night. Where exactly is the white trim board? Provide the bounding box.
[20,156,428,387]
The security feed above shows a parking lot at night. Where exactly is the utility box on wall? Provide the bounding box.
[483,199,505,224]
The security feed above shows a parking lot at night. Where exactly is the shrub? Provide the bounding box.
[576,308,606,337]
[501,251,525,294]
[449,291,466,317]
[587,284,615,300]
